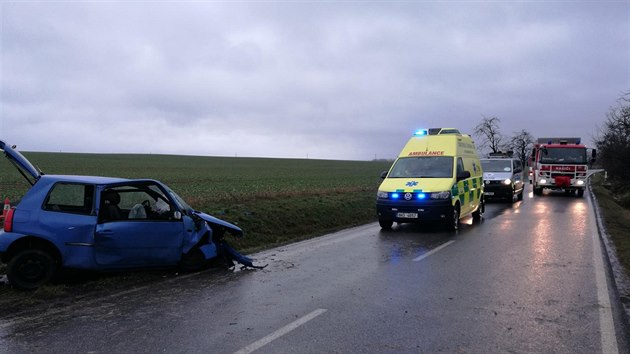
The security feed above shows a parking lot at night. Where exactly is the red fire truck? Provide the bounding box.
[529,137,596,197]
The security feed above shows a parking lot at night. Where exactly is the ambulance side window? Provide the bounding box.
[456,158,465,175]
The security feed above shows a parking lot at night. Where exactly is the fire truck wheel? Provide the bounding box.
[533,187,543,196]
[577,189,584,197]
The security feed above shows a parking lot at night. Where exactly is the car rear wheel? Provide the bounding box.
[7,249,57,290]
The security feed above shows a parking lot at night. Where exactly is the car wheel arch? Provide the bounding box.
[4,236,62,265]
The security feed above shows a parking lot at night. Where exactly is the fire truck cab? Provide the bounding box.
[529,137,596,197]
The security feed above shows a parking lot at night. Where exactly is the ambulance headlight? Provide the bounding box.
[502,178,512,185]
[377,191,389,199]
[430,191,451,199]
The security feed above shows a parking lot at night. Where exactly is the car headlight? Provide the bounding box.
[430,191,451,199]
[377,191,389,199]
[502,178,512,185]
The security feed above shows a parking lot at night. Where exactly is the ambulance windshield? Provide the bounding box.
[540,147,587,164]
[389,156,454,178]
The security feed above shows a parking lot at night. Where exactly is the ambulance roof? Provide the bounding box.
[399,128,477,158]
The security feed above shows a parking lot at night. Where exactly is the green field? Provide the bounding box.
[0,152,392,251]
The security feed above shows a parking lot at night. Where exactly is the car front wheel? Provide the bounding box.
[7,249,57,290]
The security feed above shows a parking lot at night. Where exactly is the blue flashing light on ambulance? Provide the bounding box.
[376,128,485,231]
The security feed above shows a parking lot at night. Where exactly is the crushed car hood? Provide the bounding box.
[194,211,243,237]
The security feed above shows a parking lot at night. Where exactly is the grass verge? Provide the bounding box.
[590,174,630,278]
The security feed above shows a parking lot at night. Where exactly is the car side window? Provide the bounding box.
[514,160,522,173]
[99,183,174,222]
[43,183,94,215]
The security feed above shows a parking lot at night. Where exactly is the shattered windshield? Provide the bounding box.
[540,147,587,164]
[388,156,454,178]
[481,159,511,172]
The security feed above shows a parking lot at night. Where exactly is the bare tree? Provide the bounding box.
[595,92,630,182]
[509,129,535,169]
[474,116,505,155]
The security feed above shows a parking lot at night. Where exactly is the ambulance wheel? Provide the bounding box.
[7,249,57,290]
[447,205,460,231]
[577,189,584,198]
[472,198,484,221]
[379,219,393,230]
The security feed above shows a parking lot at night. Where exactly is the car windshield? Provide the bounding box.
[481,159,512,172]
[540,147,587,164]
[388,156,453,178]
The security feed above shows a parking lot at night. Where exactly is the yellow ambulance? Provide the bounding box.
[376,128,484,230]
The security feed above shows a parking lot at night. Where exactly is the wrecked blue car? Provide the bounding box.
[0,140,261,290]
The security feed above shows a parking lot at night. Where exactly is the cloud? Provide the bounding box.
[1,2,628,160]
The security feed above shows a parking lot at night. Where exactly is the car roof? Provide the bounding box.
[40,174,132,184]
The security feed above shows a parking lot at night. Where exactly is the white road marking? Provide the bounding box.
[233,308,327,354]
[412,240,455,262]
[589,193,620,354]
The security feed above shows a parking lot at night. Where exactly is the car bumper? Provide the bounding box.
[376,199,453,222]
[483,184,514,199]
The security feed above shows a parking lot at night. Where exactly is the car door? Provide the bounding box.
[94,183,186,268]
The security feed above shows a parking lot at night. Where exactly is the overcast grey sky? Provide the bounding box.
[1,1,628,160]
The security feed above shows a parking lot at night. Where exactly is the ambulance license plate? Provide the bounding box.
[485,192,494,196]
[397,212,418,219]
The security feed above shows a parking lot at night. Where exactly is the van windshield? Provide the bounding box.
[388,156,454,178]
[481,159,511,172]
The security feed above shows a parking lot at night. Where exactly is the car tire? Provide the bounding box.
[379,219,393,230]
[517,190,524,201]
[7,249,57,290]
[179,248,206,272]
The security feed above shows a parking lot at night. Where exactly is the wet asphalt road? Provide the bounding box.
[0,188,628,353]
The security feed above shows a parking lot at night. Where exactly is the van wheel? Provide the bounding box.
[7,249,57,290]
[379,219,393,230]
[447,205,460,231]
[473,198,484,221]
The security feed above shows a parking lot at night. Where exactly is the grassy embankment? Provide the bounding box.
[590,173,630,277]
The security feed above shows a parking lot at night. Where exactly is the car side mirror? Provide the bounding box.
[457,170,471,181]
[380,171,388,179]
[173,211,182,220]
